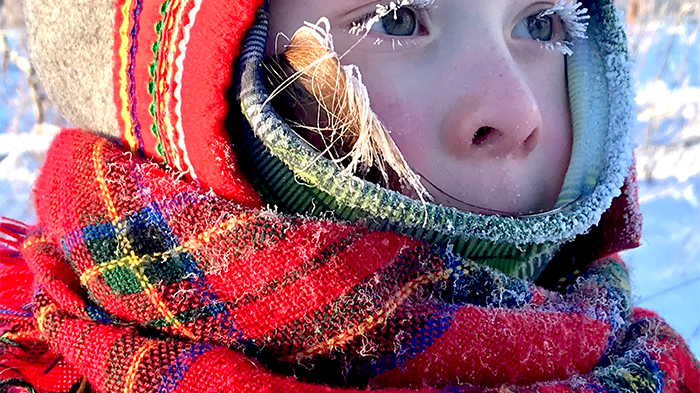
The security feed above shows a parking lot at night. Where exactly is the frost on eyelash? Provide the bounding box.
[376,0,434,18]
[348,0,435,36]
[539,0,590,56]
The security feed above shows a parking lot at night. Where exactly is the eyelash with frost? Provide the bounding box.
[349,0,435,36]
[349,0,590,56]
[540,0,590,56]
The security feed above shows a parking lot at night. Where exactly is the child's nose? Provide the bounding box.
[442,53,542,159]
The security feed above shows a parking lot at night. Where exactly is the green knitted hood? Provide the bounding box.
[233,0,639,280]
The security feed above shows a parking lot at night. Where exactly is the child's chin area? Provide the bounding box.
[406,157,563,216]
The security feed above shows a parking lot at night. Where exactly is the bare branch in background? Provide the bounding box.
[625,0,700,180]
[1,1,54,129]
[0,31,45,125]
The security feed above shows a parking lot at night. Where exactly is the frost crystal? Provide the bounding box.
[540,0,590,56]
[376,0,434,20]
[349,0,435,36]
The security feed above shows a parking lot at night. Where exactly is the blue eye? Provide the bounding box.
[372,8,418,36]
[513,13,555,42]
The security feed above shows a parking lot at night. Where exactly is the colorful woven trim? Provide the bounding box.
[115,0,144,156]
[110,0,264,205]
[114,0,199,178]
[1,129,697,393]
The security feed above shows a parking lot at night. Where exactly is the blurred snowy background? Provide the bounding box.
[1,0,699,358]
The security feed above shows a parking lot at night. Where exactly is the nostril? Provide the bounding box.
[472,127,490,146]
[472,127,501,147]
[470,126,538,155]
[521,128,539,154]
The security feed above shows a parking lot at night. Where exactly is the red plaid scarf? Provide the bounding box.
[1,129,698,393]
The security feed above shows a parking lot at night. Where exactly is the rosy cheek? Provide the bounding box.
[369,91,431,167]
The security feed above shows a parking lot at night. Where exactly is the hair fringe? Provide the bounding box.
[264,19,432,202]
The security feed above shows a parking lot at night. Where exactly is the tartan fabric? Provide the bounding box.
[1,129,698,393]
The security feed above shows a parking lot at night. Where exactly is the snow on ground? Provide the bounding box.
[1,19,700,360]
[623,19,700,358]
[622,177,700,358]
[0,124,57,222]
[0,30,35,135]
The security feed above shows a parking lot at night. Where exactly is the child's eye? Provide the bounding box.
[371,8,418,36]
[511,1,590,55]
[512,13,561,42]
[349,2,432,39]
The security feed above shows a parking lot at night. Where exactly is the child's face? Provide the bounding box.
[268,0,574,215]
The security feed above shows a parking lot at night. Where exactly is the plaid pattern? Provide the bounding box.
[1,129,699,393]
